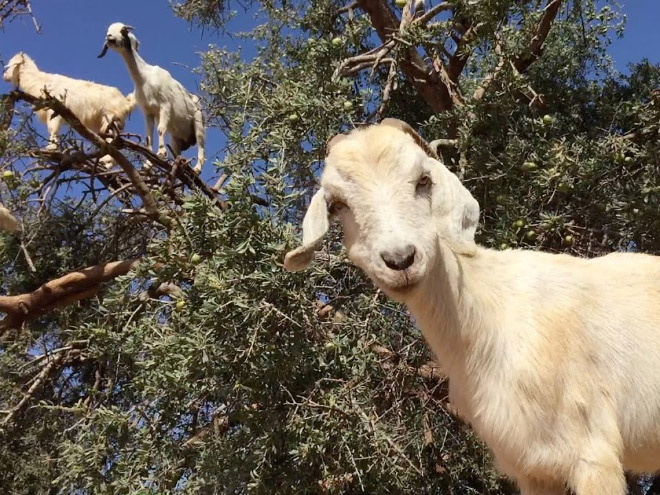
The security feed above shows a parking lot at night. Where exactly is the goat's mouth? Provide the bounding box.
[371,269,424,298]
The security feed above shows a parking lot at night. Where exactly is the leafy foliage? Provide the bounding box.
[1,0,659,493]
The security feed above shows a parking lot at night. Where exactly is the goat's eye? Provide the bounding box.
[328,200,348,215]
[416,175,432,192]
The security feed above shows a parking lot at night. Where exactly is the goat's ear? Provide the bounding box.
[380,118,439,160]
[429,162,480,256]
[284,188,330,271]
[97,44,109,58]
[327,133,347,154]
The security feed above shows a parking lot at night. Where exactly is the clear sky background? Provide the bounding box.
[1,0,659,184]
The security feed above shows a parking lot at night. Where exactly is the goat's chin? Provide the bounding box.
[367,269,425,302]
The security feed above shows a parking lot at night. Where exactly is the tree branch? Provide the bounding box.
[413,2,451,26]
[117,137,227,210]
[0,0,39,31]
[1,351,65,429]
[0,258,140,334]
[13,91,171,226]
[513,0,563,73]
[357,0,453,112]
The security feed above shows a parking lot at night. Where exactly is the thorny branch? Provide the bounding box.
[0,0,39,32]
[1,351,65,428]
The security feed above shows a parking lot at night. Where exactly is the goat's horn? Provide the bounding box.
[380,118,439,160]
[97,44,109,58]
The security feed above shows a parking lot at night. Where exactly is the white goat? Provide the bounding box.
[3,52,136,151]
[0,204,19,232]
[285,119,660,495]
[98,22,206,174]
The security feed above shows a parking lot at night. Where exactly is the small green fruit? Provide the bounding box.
[175,300,186,311]
[542,114,554,125]
[343,101,354,111]
[496,194,507,205]
[395,0,407,7]
[288,113,299,123]
[564,235,574,245]
[191,254,202,264]
[525,230,536,240]
[557,182,570,193]
[2,170,14,180]
[513,219,525,229]
[499,243,509,250]
[615,153,625,164]
[521,161,537,172]
[624,156,633,164]
[331,37,343,47]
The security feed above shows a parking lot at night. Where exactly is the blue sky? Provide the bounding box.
[1,0,659,183]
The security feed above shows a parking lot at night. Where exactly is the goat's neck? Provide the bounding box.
[406,244,504,378]
[14,62,46,96]
[120,49,149,86]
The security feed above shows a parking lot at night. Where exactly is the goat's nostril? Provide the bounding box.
[381,245,416,271]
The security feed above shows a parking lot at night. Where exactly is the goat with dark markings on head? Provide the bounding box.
[99,22,206,174]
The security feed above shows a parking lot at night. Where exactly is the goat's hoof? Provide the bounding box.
[193,165,202,175]
[157,149,167,159]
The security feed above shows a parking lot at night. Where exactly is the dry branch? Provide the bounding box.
[0,258,140,334]
[0,0,39,31]
[116,137,227,210]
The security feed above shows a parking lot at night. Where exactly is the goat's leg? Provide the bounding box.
[569,457,626,495]
[170,137,182,158]
[156,107,171,158]
[192,95,205,174]
[45,110,62,151]
[143,114,156,171]
[144,114,155,151]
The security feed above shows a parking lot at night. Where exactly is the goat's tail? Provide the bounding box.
[0,204,19,232]
[124,91,138,115]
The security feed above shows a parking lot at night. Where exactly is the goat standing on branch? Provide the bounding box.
[286,119,660,495]
[3,52,136,153]
[98,22,206,174]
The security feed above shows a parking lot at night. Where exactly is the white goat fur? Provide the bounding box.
[285,120,660,494]
[0,204,19,232]
[2,52,136,150]
[99,23,206,173]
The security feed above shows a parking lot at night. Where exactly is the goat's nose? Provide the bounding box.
[381,245,416,271]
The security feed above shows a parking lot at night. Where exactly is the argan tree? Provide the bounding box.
[1,1,659,494]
